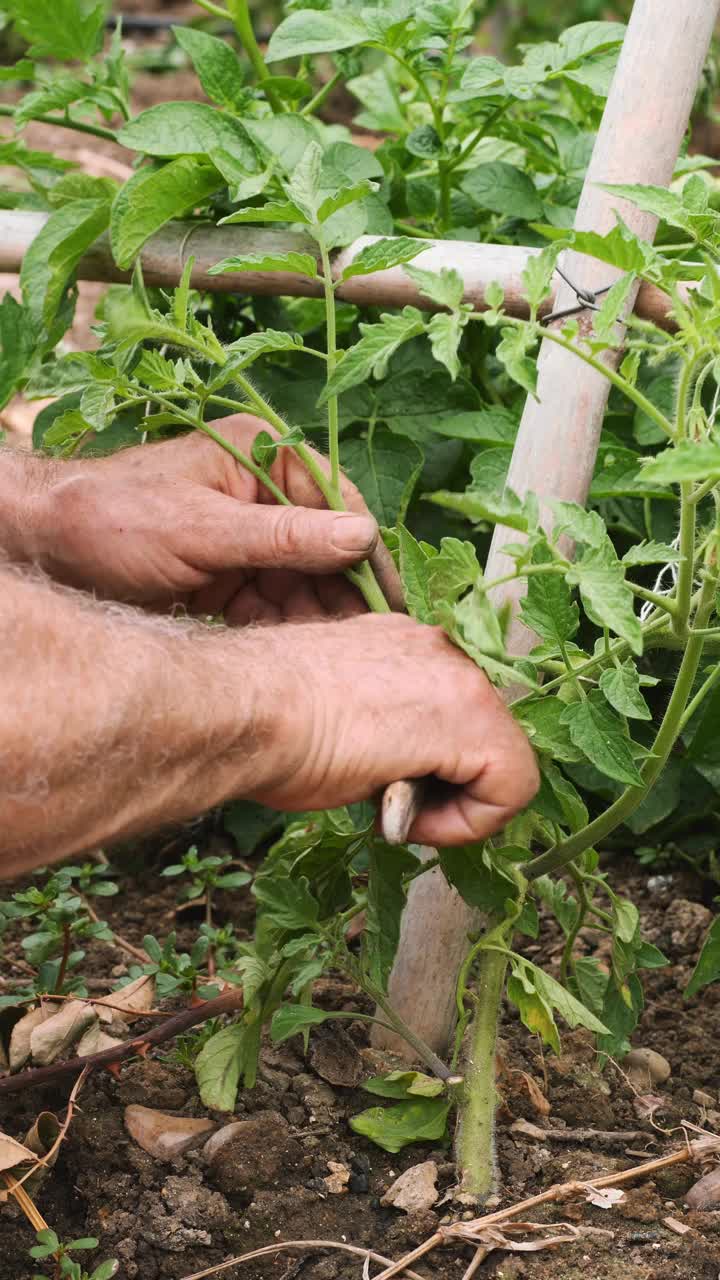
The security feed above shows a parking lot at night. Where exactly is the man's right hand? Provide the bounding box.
[251,613,539,847]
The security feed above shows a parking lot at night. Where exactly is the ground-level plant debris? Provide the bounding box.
[3,0,720,1275]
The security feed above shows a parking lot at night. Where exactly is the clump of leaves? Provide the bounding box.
[29,1230,118,1280]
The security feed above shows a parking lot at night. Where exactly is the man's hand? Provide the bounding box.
[254,615,540,847]
[25,414,403,618]
[2,573,538,874]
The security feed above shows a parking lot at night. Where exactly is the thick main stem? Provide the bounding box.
[319,241,341,495]
[454,947,508,1198]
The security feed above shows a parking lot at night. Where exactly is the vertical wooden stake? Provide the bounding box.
[374,0,720,1059]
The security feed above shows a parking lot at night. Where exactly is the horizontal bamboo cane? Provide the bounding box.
[0,210,686,328]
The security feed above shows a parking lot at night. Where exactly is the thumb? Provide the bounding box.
[189,495,379,574]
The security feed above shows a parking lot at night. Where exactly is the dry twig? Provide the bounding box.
[177,1240,428,1280]
[372,1136,720,1280]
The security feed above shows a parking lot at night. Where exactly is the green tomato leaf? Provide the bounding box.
[220,200,309,226]
[404,264,464,310]
[427,310,468,381]
[516,698,583,764]
[320,307,426,401]
[552,501,609,549]
[517,956,610,1036]
[611,894,639,944]
[439,843,519,915]
[426,538,480,609]
[567,545,642,654]
[5,0,105,60]
[363,843,417,989]
[20,197,111,330]
[561,692,644,787]
[110,158,224,269]
[599,661,652,721]
[266,9,369,61]
[195,1023,246,1111]
[208,250,318,279]
[119,102,254,159]
[362,1071,445,1100]
[172,26,246,109]
[461,161,543,219]
[520,545,579,649]
[686,917,720,998]
[507,973,560,1054]
[317,179,378,224]
[397,525,435,623]
[600,182,692,233]
[622,540,680,567]
[641,441,720,484]
[343,426,424,526]
[496,325,538,398]
[342,237,428,282]
[270,1004,331,1044]
[0,293,36,410]
[253,873,320,931]
[349,1097,450,1153]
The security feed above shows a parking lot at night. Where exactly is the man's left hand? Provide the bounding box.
[31,414,402,621]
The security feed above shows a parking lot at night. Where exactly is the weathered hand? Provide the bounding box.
[33,414,403,619]
[252,614,540,846]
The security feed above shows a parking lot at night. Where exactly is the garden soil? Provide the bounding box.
[2,852,720,1280]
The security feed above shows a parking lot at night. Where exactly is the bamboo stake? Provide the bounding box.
[374,0,720,1059]
[0,211,687,328]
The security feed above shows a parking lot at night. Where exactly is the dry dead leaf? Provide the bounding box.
[633,1093,665,1123]
[95,975,156,1024]
[381,1162,438,1214]
[22,1111,62,1192]
[9,1005,55,1073]
[0,1129,36,1173]
[584,1185,626,1209]
[76,1023,124,1057]
[519,1072,551,1116]
[124,1105,215,1161]
[323,1161,351,1195]
[30,1002,97,1066]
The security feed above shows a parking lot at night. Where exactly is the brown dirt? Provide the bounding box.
[1,853,720,1280]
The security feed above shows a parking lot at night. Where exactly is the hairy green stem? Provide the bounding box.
[227,0,281,111]
[301,70,343,118]
[361,976,454,1081]
[679,662,720,732]
[193,0,231,20]
[454,946,507,1198]
[196,420,291,507]
[560,866,592,985]
[0,103,116,142]
[690,476,720,506]
[673,482,696,635]
[319,239,341,496]
[493,319,675,438]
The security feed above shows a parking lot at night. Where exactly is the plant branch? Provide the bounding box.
[499,320,676,438]
[227,0,281,111]
[0,103,117,142]
[0,988,244,1096]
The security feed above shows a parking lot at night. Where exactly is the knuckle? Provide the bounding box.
[271,507,307,559]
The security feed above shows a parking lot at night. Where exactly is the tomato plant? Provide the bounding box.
[2,0,720,1211]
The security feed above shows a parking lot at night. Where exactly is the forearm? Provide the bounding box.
[0,447,58,562]
[0,566,290,877]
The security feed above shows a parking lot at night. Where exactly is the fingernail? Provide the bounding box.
[331,513,378,553]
